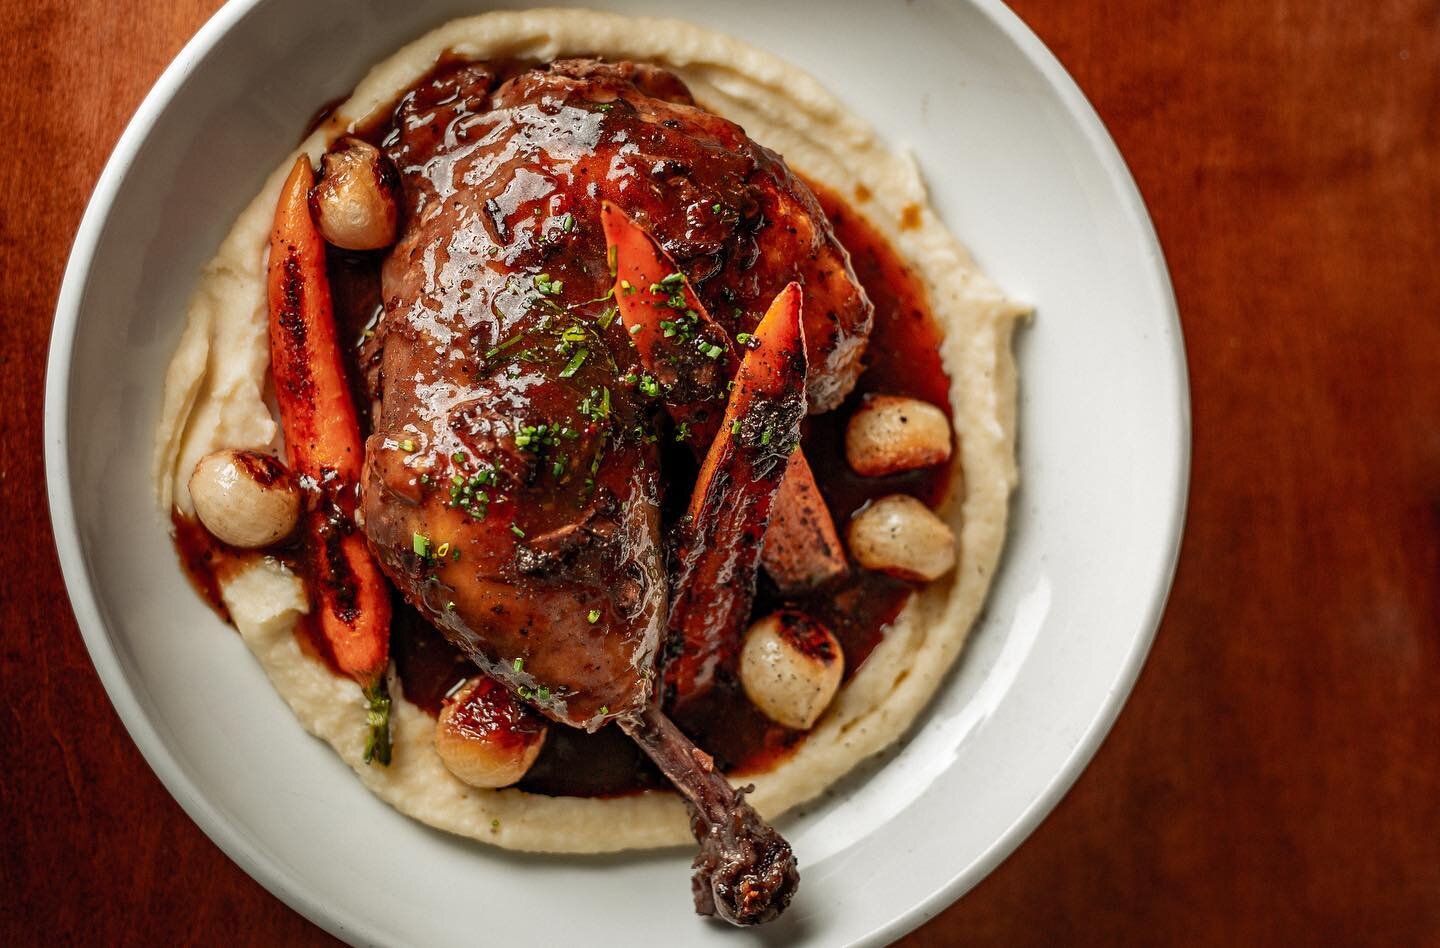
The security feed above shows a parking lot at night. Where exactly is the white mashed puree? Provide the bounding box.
[153,8,1025,853]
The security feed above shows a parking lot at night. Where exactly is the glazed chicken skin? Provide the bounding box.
[363,58,871,727]
[360,58,873,923]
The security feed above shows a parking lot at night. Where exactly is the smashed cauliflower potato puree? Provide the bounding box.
[153,9,1024,853]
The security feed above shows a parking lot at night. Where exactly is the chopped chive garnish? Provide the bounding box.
[486,335,523,359]
[559,347,589,378]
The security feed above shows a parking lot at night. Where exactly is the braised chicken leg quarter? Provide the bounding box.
[360,59,873,923]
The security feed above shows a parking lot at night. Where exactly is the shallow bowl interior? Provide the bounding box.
[47,0,1187,944]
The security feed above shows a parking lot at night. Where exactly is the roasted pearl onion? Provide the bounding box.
[311,138,399,251]
[188,449,300,548]
[845,394,953,477]
[739,612,844,731]
[847,494,957,582]
[435,676,548,789]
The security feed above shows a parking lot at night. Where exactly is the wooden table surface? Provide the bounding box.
[4,1,1437,944]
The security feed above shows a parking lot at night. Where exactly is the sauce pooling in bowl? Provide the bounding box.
[172,96,956,799]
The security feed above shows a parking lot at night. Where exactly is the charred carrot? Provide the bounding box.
[268,156,393,764]
[601,202,844,591]
[665,283,808,707]
[601,201,739,449]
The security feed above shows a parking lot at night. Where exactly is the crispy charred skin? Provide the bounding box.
[268,157,393,763]
[602,203,846,592]
[665,284,808,708]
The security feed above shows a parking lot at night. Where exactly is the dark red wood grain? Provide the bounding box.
[3,1,1436,944]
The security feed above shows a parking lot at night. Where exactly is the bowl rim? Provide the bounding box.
[44,1,1189,944]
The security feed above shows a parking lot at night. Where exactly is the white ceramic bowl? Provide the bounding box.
[46,1,1187,944]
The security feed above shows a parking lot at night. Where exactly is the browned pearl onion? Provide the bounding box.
[844,394,953,477]
[739,612,844,731]
[310,137,399,251]
[435,676,548,789]
[188,449,300,548]
[847,494,957,582]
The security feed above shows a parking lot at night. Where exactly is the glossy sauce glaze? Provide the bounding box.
[777,182,955,677]
[667,183,955,783]
[381,180,952,795]
[172,510,242,622]
[172,64,954,799]
[173,508,352,677]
